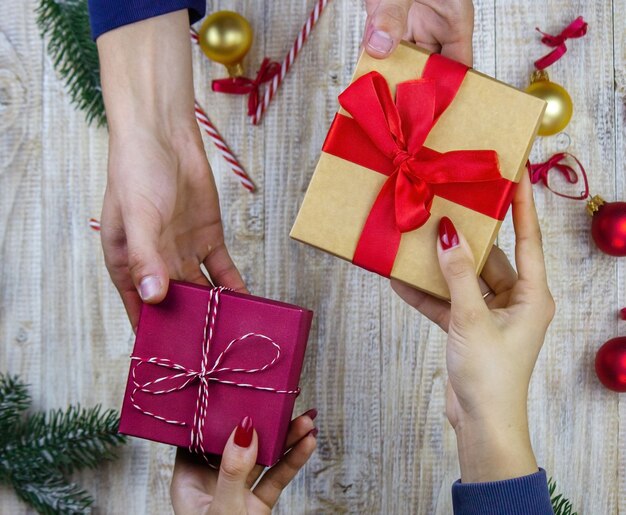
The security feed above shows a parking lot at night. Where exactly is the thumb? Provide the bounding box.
[212,417,258,510]
[436,216,485,311]
[364,0,412,58]
[125,218,169,304]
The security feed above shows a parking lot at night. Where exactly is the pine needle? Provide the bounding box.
[11,471,94,515]
[549,477,578,515]
[0,375,31,441]
[36,0,106,126]
[0,373,125,514]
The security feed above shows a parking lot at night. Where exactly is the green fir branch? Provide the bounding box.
[9,405,125,475]
[0,373,126,514]
[11,470,94,515]
[549,477,577,515]
[36,0,106,126]
[0,374,31,441]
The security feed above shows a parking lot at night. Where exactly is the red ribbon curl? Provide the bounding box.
[528,152,589,200]
[323,54,514,277]
[212,58,280,115]
[534,16,588,70]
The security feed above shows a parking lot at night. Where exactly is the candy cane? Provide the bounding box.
[190,29,255,191]
[88,218,101,231]
[252,0,329,125]
[194,101,256,192]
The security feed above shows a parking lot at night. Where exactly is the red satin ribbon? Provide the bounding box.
[212,58,280,115]
[528,152,589,200]
[323,54,513,277]
[534,17,588,70]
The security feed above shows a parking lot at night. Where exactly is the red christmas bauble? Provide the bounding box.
[588,196,626,256]
[595,337,626,392]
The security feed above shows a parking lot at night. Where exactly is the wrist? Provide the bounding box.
[454,416,538,483]
[97,10,196,134]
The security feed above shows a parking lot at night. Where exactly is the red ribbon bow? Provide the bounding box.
[212,58,280,115]
[534,16,588,70]
[528,152,589,200]
[323,54,512,277]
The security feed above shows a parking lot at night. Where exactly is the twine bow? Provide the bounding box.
[212,58,281,115]
[130,287,299,456]
[534,16,588,70]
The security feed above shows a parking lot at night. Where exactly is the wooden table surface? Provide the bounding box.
[1,0,624,513]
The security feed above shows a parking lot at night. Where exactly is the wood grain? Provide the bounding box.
[0,0,622,513]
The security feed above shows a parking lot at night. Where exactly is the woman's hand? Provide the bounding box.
[170,411,318,514]
[362,0,475,66]
[97,10,246,328]
[392,173,555,482]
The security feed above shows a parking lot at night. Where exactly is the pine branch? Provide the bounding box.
[0,373,126,513]
[36,0,106,126]
[11,469,93,515]
[549,477,577,515]
[7,405,125,475]
[0,375,31,442]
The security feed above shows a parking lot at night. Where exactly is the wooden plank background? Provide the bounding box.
[0,0,624,512]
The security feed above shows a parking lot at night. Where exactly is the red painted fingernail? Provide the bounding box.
[303,408,318,421]
[620,308,626,320]
[307,428,318,438]
[439,216,459,250]
[234,416,253,448]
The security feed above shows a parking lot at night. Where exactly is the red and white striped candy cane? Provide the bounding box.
[194,101,256,192]
[190,29,255,191]
[252,0,329,125]
[88,218,101,231]
[190,28,199,44]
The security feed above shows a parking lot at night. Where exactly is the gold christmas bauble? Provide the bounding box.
[198,11,253,77]
[525,70,573,137]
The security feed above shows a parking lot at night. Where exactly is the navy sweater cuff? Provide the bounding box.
[452,468,554,515]
[88,0,206,40]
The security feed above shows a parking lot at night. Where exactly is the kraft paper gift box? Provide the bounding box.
[119,280,313,467]
[290,42,546,299]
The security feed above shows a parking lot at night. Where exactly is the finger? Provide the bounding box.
[203,242,248,293]
[390,279,451,331]
[479,245,517,294]
[100,197,143,328]
[364,0,413,58]
[431,0,474,67]
[212,416,258,510]
[124,212,169,305]
[436,216,486,313]
[440,40,473,67]
[512,173,548,286]
[246,408,317,488]
[253,431,317,508]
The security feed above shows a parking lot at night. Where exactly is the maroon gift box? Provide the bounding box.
[119,280,313,466]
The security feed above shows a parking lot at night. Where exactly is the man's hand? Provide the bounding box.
[97,10,245,327]
[363,0,474,66]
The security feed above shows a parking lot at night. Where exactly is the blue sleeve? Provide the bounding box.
[452,469,554,515]
[88,0,206,40]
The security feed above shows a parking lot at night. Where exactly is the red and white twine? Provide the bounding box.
[251,0,329,125]
[129,287,299,456]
